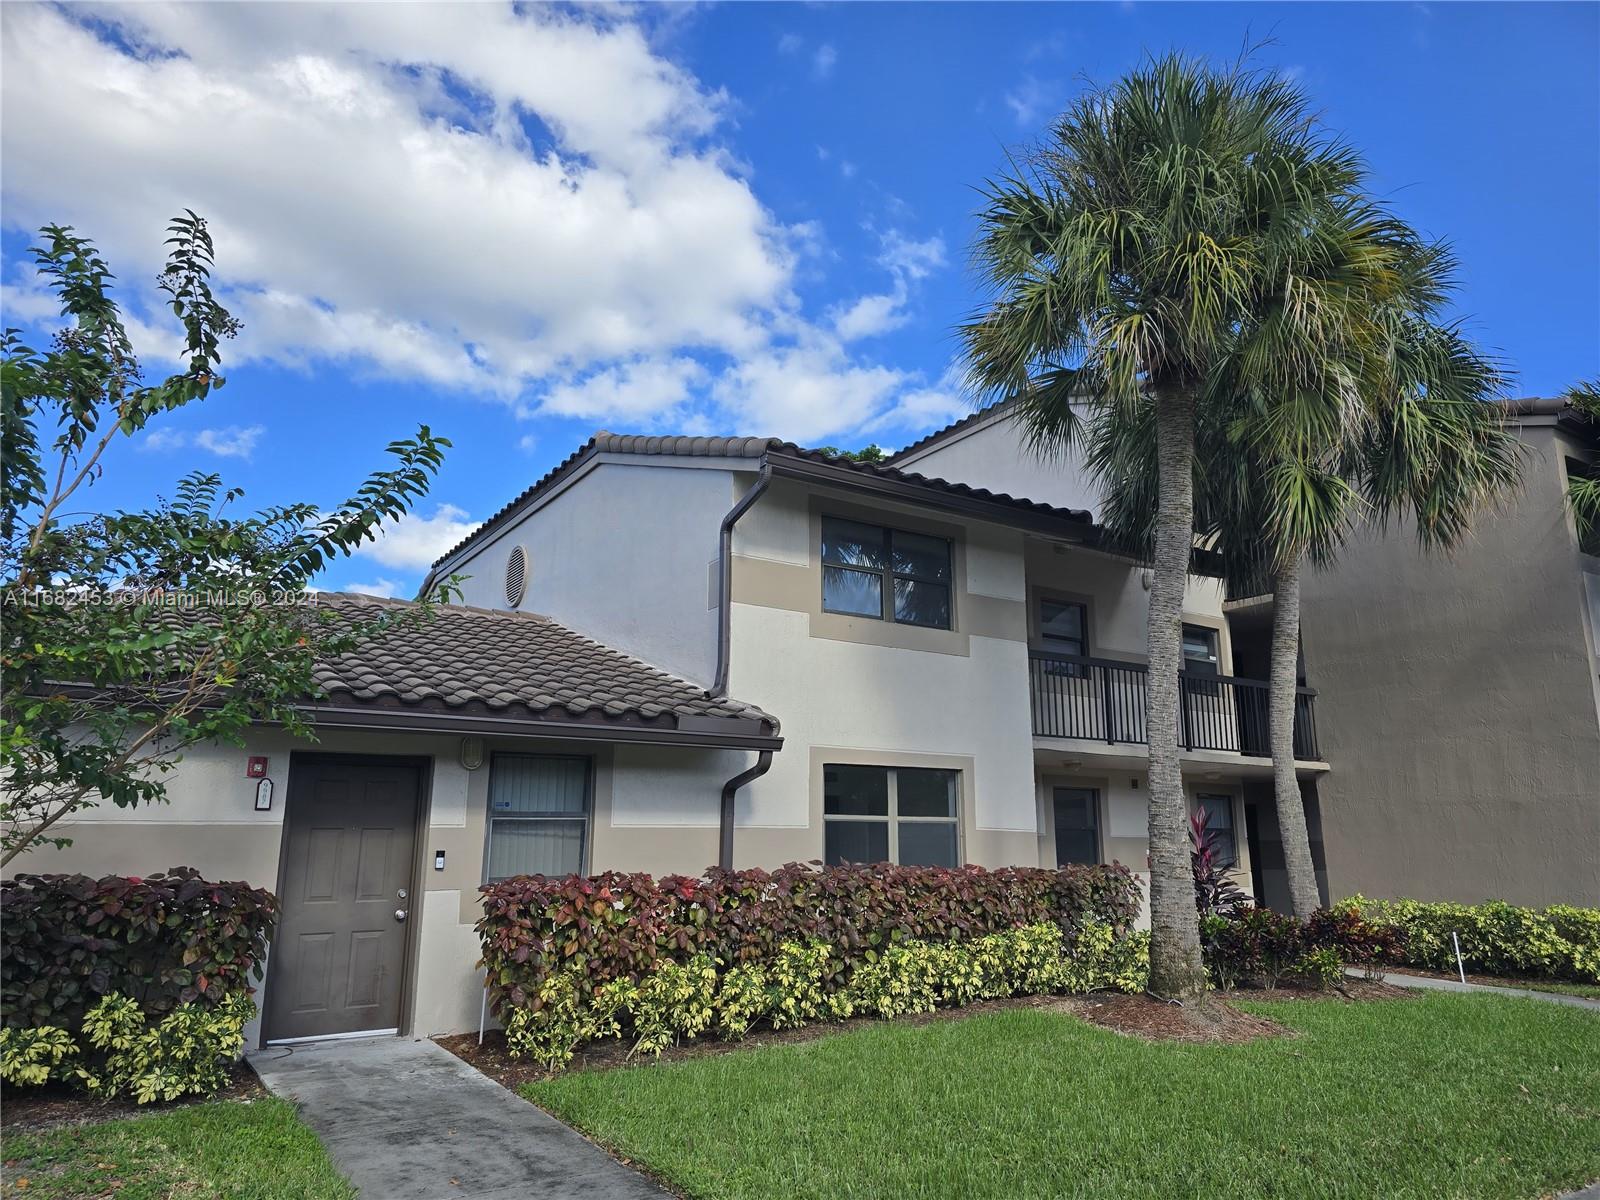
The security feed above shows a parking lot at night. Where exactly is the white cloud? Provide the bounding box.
[359,503,481,570]
[830,230,946,342]
[861,364,971,435]
[2,4,969,451]
[1,4,788,392]
[1004,75,1058,127]
[194,425,265,458]
[535,356,708,425]
[136,424,265,458]
[778,32,803,55]
[341,577,404,599]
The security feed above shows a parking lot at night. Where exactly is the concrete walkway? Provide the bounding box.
[248,1036,668,1200]
[1351,968,1600,1012]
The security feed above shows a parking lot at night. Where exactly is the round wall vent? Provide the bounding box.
[504,544,528,608]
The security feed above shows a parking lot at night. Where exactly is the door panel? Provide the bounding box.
[266,759,421,1042]
[1053,786,1101,867]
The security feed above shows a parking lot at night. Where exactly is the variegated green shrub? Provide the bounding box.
[0,1025,77,1087]
[1350,897,1600,983]
[499,920,1150,1069]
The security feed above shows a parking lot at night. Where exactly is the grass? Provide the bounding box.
[1,1097,352,1200]
[528,994,1600,1200]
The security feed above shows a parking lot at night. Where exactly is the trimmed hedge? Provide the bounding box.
[1349,897,1600,983]
[504,922,1150,1070]
[2,867,276,1029]
[1,868,276,1102]
[477,861,1142,1019]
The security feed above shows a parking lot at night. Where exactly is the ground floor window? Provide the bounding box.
[823,764,959,867]
[486,755,590,880]
[1196,792,1237,867]
[1052,786,1100,866]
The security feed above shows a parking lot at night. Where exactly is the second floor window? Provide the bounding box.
[821,516,952,629]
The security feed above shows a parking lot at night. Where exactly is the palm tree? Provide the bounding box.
[1565,382,1600,543]
[1092,247,1523,920]
[961,55,1387,1000]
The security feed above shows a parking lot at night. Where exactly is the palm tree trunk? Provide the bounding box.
[1145,386,1208,1000]
[1269,553,1322,918]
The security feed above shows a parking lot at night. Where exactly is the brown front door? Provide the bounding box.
[265,757,422,1042]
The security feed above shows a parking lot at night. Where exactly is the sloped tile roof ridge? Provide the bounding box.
[883,399,1016,464]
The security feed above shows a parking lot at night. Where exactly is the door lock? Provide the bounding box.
[394,908,408,922]
[397,888,408,901]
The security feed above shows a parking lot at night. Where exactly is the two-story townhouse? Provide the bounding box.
[10,428,1328,1049]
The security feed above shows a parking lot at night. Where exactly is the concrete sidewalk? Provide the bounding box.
[1351,968,1600,1012]
[248,1036,669,1200]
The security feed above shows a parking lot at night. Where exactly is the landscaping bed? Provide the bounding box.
[523,992,1600,1200]
[0,1061,265,1135]
[0,1095,353,1200]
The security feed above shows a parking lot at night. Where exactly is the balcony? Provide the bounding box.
[1028,651,1320,760]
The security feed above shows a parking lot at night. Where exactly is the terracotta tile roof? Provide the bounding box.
[429,429,1096,570]
[304,592,776,739]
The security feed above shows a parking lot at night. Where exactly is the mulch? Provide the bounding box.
[1055,992,1289,1042]
[0,1061,267,1135]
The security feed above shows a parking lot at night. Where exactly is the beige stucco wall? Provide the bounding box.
[1301,422,1600,906]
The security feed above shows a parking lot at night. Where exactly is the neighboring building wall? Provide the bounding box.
[444,459,737,684]
[892,407,1104,517]
[1301,423,1600,906]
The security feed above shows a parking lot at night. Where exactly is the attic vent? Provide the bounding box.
[504,544,528,608]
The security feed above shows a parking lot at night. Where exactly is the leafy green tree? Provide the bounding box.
[1,215,453,866]
[962,55,1404,1000]
[815,444,889,463]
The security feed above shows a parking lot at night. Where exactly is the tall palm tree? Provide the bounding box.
[1092,246,1522,920]
[961,55,1385,1000]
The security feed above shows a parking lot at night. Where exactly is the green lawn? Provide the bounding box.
[1,1097,352,1200]
[528,994,1600,1200]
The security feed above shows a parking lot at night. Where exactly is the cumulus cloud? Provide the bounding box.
[136,424,265,458]
[1004,75,1059,127]
[359,504,481,570]
[2,3,967,450]
[830,230,946,342]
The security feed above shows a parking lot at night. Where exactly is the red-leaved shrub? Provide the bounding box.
[477,861,1140,1018]
[1,867,277,1029]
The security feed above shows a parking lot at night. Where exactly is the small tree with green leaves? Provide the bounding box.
[1,215,454,866]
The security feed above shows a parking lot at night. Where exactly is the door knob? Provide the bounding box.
[394,908,408,922]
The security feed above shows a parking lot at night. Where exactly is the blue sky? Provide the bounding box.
[2,2,1596,596]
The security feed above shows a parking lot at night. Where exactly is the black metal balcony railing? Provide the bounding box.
[1028,651,1319,760]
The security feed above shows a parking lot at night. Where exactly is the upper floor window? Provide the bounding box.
[821,517,952,629]
[1568,458,1600,557]
[485,755,590,881]
[823,764,960,867]
[1181,624,1220,676]
[1039,598,1088,656]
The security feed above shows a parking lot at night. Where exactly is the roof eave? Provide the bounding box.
[298,702,784,751]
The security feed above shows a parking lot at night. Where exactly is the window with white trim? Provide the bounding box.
[821,517,952,629]
[823,765,959,867]
[485,755,590,880]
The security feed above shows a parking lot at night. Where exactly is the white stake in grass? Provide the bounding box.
[1452,931,1467,984]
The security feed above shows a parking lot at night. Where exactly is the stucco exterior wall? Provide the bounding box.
[10,727,767,1039]
[725,478,1056,867]
[445,458,736,684]
[893,408,1105,517]
[1300,423,1600,906]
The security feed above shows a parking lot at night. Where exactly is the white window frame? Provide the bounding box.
[822,764,961,866]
